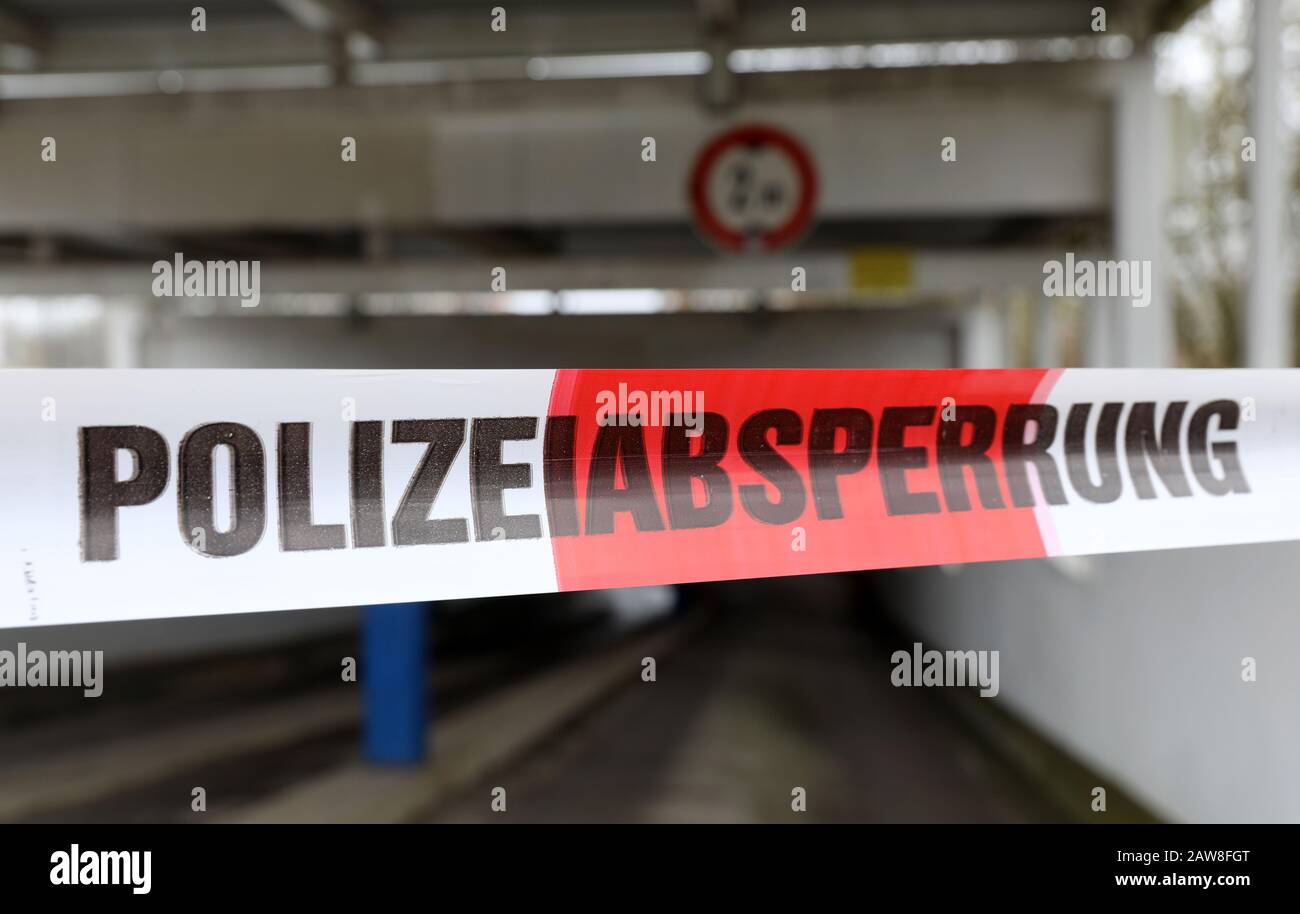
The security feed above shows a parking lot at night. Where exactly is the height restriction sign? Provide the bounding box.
[688,123,818,253]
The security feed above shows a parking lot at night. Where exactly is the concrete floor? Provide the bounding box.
[430,578,1061,823]
[3,578,1070,823]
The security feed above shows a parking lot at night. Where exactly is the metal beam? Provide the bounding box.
[0,249,1072,297]
[23,1,1129,76]
[696,0,737,109]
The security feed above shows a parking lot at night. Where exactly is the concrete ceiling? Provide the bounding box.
[0,0,1191,76]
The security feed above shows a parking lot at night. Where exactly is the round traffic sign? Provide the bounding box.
[688,123,818,253]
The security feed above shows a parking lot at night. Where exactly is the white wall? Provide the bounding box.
[881,542,1300,823]
[0,91,1107,231]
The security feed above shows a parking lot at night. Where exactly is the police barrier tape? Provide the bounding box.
[0,368,1293,628]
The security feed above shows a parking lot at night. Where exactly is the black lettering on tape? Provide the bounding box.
[808,408,872,520]
[75,391,1261,571]
[662,412,733,530]
[585,423,664,535]
[877,407,939,516]
[936,405,1005,511]
[350,420,386,548]
[178,422,266,557]
[391,419,469,546]
[1125,402,1192,499]
[1065,402,1123,504]
[471,417,542,541]
[738,408,807,525]
[79,426,170,562]
[543,416,580,537]
[1002,404,1067,507]
[1189,399,1251,495]
[278,422,346,552]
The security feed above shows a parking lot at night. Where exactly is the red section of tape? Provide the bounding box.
[546,369,1058,592]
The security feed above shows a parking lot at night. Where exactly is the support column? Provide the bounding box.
[362,602,429,765]
[1033,295,1058,367]
[1111,49,1173,367]
[1246,0,1292,367]
[103,297,144,369]
[958,293,1006,368]
[1084,296,1112,367]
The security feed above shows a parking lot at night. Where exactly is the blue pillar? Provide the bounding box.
[362,602,429,765]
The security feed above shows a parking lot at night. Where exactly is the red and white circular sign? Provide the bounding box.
[688,123,818,253]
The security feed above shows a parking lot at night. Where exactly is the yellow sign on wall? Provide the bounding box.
[850,248,914,293]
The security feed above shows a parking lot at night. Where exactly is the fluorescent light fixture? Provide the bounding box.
[355,50,708,87]
[0,70,160,99]
[524,51,711,80]
[352,56,526,86]
[0,65,330,99]
[558,289,668,314]
[729,34,1133,74]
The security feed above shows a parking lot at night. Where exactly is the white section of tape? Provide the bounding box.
[0,370,560,628]
[1041,369,1299,558]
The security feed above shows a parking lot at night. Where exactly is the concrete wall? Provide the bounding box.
[0,91,1107,231]
[880,542,1300,823]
